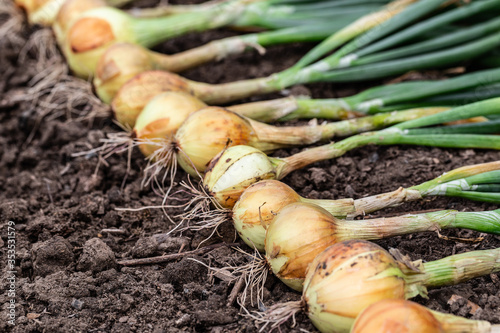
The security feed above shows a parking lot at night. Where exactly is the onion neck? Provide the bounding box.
[227,97,299,123]
[189,75,284,105]
[301,197,355,218]
[336,210,460,242]
[406,248,500,294]
[432,311,496,333]
[151,35,251,73]
[278,131,385,179]
[350,187,423,218]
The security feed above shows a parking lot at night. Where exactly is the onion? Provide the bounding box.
[203,98,500,209]
[351,299,445,333]
[203,146,278,209]
[232,159,500,253]
[110,70,279,113]
[132,91,207,158]
[16,0,133,26]
[265,202,500,291]
[52,0,107,45]
[351,299,497,333]
[300,240,500,332]
[167,105,447,178]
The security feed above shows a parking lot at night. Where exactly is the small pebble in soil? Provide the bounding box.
[77,238,116,273]
[31,236,74,277]
[71,298,84,310]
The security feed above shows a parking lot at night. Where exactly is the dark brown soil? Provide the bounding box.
[1,1,499,332]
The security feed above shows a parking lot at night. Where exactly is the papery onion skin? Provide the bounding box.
[62,8,135,78]
[133,91,206,157]
[233,180,300,252]
[16,0,64,25]
[175,107,270,177]
[351,299,444,333]
[302,240,406,333]
[53,0,106,45]
[265,202,343,291]
[111,71,192,128]
[95,43,160,104]
[204,145,278,208]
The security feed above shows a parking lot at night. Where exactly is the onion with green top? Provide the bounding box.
[258,240,500,333]
[231,161,500,252]
[264,202,500,291]
[203,97,500,209]
[351,299,499,333]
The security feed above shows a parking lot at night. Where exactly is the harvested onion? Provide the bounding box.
[351,299,497,333]
[232,160,500,252]
[264,202,500,291]
[133,91,207,158]
[301,240,500,332]
[203,98,500,209]
[151,105,446,177]
[16,0,119,26]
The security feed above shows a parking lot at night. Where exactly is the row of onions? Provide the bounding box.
[14,0,500,332]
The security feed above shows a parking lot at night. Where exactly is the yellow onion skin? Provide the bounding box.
[15,0,63,25]
[204,145,278,209]
[303,240,406,333]
[62,7,135,78]
[111,71,192,128]
[94,43,157,104]
[233,180,301,252]
[53,0,106,45]
[175,107,259,177]
[265,202,342,291]
[351,299,444,333]
[133,91,207,158]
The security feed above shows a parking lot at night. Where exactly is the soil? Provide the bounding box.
[1,1,500,332]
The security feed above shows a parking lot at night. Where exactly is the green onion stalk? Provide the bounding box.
[257,240,500,333]
[94,17,366,104]
[143,106,448,180]
[110,64,500,129]
[264,201,500,291]
[229,162,500,252]
[110,20,500,110]
[227,66,500,122]
[202,97,500,209]
[110,0,500,107]
[298,0,500,70]
[61,0,388,78]
[108,0,420,109]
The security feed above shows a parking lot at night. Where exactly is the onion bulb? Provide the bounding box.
[352,299,444,333]
[300,240,500,332]
[132,91,207,158]
[351,299,497,333]
[16,0,132,26]
[232,180,353,252]
[173,107,294,177]
[53,0,107,46]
